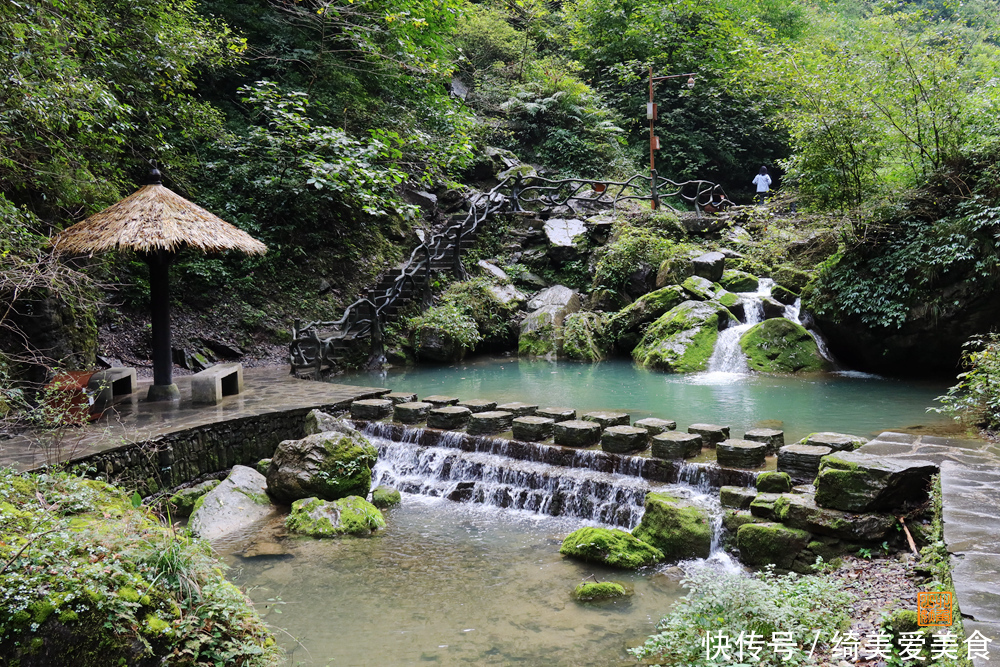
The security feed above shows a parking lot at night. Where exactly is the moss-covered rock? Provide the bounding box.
[560,312,609,361]
[739,319,830,373]
[371,485,401,508]
[559,527,663,569]
[735,522,811,570]
[723,509,764,532]
[720,486,757,509]
[605,285,686,352]
[632,301,735,373]
[681,275,720,301]
[773,493,897,541]
[518,323,557,356]
[572,581,632,602]
[774,266,812,293]
[165,479,220,517]
[655,256,694,288]
[771,284,798,305]
[285,496,385,537]
[813,450,937,513]
[720,270,760,293]
[266,427,378,503]
[755,472,793,494]
[631,492,712,561]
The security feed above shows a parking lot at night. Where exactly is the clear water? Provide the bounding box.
[226,496,711,666]
[341,357,952,442]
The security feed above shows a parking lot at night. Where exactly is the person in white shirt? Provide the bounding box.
[752,166,772,204]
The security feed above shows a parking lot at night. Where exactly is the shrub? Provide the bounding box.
[408,304,482,352]
[439,278,517,343]
[592,225,681,291]
[931,333,1000,429]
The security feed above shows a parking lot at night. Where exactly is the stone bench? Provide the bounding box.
[191,363,243,405]
[87,367,137,411]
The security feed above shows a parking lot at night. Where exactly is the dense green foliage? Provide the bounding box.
[933,334,1000,429]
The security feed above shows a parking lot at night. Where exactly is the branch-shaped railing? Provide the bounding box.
[289,171,729,375]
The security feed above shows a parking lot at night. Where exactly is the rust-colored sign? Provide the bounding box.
[917,591,953,627]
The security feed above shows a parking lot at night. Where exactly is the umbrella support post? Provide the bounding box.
[145,250,179,402]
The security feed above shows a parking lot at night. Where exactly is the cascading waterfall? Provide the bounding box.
[705,279,770,374]
[783,298,836,363]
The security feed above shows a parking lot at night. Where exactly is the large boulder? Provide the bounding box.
[772,493,897,542]
[266,428,378,503]
[720,270,760,293]
[518,285,581,357]
[165,479,220,517]
[814,451,937,512]
[739,319,830,373]
[285,496,385,537]
[681,275,721,301]
[560,312,609,361]
[692,251,726,282]
[736,522,811,570]
[559,527,663,569]
[632,300,734,373]
[604,285,686,352]
[631,492,712,561]
[544,218,589,261]
[655,256,694,288]
[189,465,276,541]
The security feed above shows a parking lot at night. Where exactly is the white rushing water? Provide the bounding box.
[703,278,771,376]
[783,297,836,363]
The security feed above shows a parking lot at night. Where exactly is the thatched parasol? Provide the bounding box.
[52,169,267,401]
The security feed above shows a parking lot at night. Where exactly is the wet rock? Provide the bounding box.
[489,284,527,306]
[561,311,609,361]
[543,218,588,261]
[632,492,712,562]
[559,526,664,569]
[468,410,514,435]
[749,492,782,519]
[777,444,832,483]
[477,260,509,281]
[537,406,576,422]
[634,417,677,436]
[761,297,786,319]
[350,399,393,420]
[656,256,695,288]
[755,471,793,494]
[423,395,460,406]
[457,399,498,413]
[267,427,378,503]
[448,481,476,502]
[256,459,271,476]
[166,479,220,517]
[582,411,630,428]
[739,319,830,373]
[371,485,401,508]
[411,326,465,362]
[497,402,538,417]
[519,285,581,357]
[627,262,657,299]
[601,425,648,453]
[814,451,938,512]
[572,581,632,602]
[651,432,702,459]
[692,251,726,282]
[723,509,763,532]
[632,301,736,373]
[772,284,798,305]
[681,275,720,301]
[190,466,276,541]
[384,392,418,404]
[801,432,867,452]
[512,416,554,441]
[744,428,784,453]
[285,496,385,538]
[394,401,432,423]
[773,493,897,541]
[720,270,759,293]
[717,439,768,468]
[201,338,244,359]
[736,522,811,570]
[720,486,757,509]
[605,285,686,352]
[553,419,602,447]
[427,406,472,430]
[688,423,730,446]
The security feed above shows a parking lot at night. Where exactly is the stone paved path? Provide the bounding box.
[0,367,386,472]
[859,433,1000,667]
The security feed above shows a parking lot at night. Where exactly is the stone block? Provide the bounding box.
[634,417,677,436]
[467,411,514,435]
[497,402,538,417]
[191,362,243,405]
[632,492,712,561]
[720,486,757,509]
[512,416,554,441]
[427,406,472,430]
[350,399,393,420]
[743,428,784,453]
[423,395,460,407]
[736,522,811,570]
[801,432,868,452]
[777,444,832,483]
[749,492,782,519]
[582,411,630,428]
[692,251,726,282]
[716,439,768,469]
[756,471,793,494]
[773,492,897,542]
[688,423,730,446]
[651,432,702,459]
[458,399,498,413]
[394,401,432,424]
[601,425,649,453]
[814,450,938,512]
[384,392,418,404]
[553,419,601,447]
[537,407,577,422]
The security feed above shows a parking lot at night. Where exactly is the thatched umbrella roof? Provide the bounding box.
[51,180,267,256]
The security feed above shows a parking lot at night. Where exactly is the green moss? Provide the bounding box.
[191,494,207,515]
[735,522,811,570]
[166,479,220,517]
[285,496,385,538]
[316,433,379,499]
[739,319,830,373]
[632,301,734,373]
[715,291,740,308]
[370,485,401,509]
[143,614,171,635]
[720,270,760,293]
[756,472,793,493]
[256,459,272,475]
[774,267,812,293]
[572,581,631,601]
[559,526,663,569]
[560,312,608,361]
[605,285,686,351]
[116,587,140,603]
[235,487,272,505]
[722,509,763,532]
[631,492,712,561]
[518,324,557,356]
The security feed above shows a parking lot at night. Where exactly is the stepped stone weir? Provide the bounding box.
[716,439,768,469]
[537,407,577,422]
[777,444,832,483]
[651,432,703,459]
[424,395,460,407]
[427,406,472,430]
[468,411,514,436]
[688,423,730,446]
[634,418,677,435]
[512,416,554,441]
[554,420,602,447]
[384,392,418,405]
[743,428,784,453]
[582,411,630,428]
[394,401,432,424]
[601,426,649,454]
[458,399,498,413]
[350,399,393,420]
[497,402,538,417]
